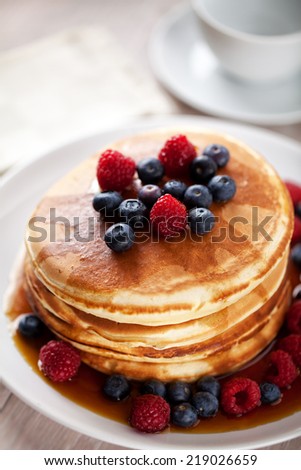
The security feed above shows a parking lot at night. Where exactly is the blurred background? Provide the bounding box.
[1,0,300,175]
[0,0,179,173]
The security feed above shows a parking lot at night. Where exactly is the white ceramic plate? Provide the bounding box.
[149,4,301,125]
[1,115,301,449]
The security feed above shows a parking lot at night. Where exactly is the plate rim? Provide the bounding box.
[1,114,301,450]
[148,3,301,126]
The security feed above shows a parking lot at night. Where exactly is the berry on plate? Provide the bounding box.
[137,157,164,184]
[130,394,170,433]
[138,184,162,208]
[203,144,230,168]
[265,350,298,388]
[278,334,301,367]
[103,374,131,401]
[171,403,198,428]
[221,377,261,416]
[188,207,215,235]
[92,191,123,216]
[191,391,219,418]
[286,300,301,334]
[158,134,197,177]
[96,149,136,192]
[285,181,301,206]
[296,201,301,219]
[190,155,217,184]
[196,376,221,398]
[150,194,187,237]
[38,340,81,383]
[259,382,282,405]
[208,175,236,203]
[140,379,166,398]
[162,180,187,201]
[292,218,301,245]
[167,381,192,404]
[184,184,213,209]
[104,223,135,252]
[291,243,301,269]
[118,199,147,227]
[293,284,301,300]
[17,314,43,338]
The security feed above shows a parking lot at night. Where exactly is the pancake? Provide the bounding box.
[25,247,288,351]
[25,129,293,327]
[42,276,292,381]
[22,128,294,381]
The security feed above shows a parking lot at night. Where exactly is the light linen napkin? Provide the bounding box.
[0,27,175,173]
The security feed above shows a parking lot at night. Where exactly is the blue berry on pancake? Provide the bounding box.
[208,175,236,203]
[203,144,230,168]
[104,223,135,252]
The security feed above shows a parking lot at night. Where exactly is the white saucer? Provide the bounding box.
[149,4,301,125]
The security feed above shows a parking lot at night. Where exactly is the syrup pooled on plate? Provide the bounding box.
[5,261,301,434]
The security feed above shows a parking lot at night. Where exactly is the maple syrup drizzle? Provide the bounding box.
[5,265,301,434]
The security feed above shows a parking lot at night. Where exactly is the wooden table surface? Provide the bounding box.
[1,0,301,450]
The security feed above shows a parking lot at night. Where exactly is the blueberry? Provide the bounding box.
[167,381,192,404]
[163,180,187,201]
[190,156,217,184]
[260,382,282,405]
[92,191,123,216]
[171,403,198,428]
[295,202,301,219]
[191,391,219,418]
[291,243,301,269]
[138,185,162,208]
[103,374,131,401]
[184,185,213,209]
[104,223,135,252]
[196,376,221,398]
[203,144,230,168]
[208,175,236,203]
[293,284,301,300]
[118,199,147,227]
[17,314,43,337]
[188,207,215,235]
[140,379,166,398]
[137,157,164,184]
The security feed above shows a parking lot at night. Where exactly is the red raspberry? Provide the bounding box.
[265,350,298,388]
[292,217,301,245]
[150,194,187,237]
[158,134,197,177]
[287,300,301,334]
[129,394,170,433]
[278,335,301,367]
[221,377,261,416]
[96,149,136,191]
[285,181,301,206]
[38,340,81,383]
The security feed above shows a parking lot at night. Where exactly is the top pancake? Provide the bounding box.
[25,129,293,325]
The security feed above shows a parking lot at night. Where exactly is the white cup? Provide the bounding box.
[191,0,301,82]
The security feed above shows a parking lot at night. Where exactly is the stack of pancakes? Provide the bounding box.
[24,129,294,381]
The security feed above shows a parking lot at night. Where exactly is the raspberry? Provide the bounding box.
[96,149,136,192]
[278,335,301,367]
[150,194,187,237]
[129,394,170,433]
[285,181,301,206]
[265,350,298,388]
[287,301,301,334]
[292,217,301,245]
[38,340,81,383]
[158,134,197,177]
[220,377,261,416]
